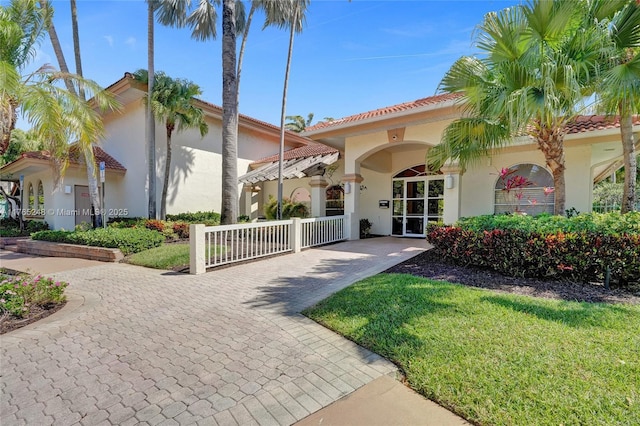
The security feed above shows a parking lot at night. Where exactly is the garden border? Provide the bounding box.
[17,239,124,262]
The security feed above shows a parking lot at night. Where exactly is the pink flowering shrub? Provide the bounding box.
[0,273,68,318]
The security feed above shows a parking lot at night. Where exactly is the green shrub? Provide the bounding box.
[0,218,49,237]
[426,222,640,287]
[166,211,221,224]
[456,212,640,236]
[107,217,146,228]
[0,273,68,318]
[32,227,164,255]
[263,196,309,220]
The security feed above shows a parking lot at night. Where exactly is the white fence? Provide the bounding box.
[190,215,348,274]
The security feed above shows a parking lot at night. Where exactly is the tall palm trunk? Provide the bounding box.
[536,126,566,215]
[221,0,238,224]
[619,107,637,213]
[70,0,84,100]
[277,13,296,220]
[69,0,102,227]
[160,124,174,220]
[0,98,18,155]
[147,1,157,219]
[236,1,257,101]
[39,0,75,94]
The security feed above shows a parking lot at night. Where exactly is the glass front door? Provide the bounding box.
[392,177,444,237]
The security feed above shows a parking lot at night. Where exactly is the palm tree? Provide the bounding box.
[133,70,209,219]
[0,0,118,218]
[285,112,314,132]
[429,0,607,215]
[263,0,310,219]
[156,0,246,224]
[591,0,640,212]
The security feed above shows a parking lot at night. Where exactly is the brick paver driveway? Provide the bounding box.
[1,238,427,425]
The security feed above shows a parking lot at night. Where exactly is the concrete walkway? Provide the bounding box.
[1,239,468,425]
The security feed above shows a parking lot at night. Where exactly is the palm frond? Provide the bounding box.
[186,0,219,41]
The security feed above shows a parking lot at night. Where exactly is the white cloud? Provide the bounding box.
[104,35,114,47]
[125,37,136,48]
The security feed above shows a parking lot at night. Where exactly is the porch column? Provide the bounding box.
[243,184,260,221]
[342,173,364,240]
[309,176,328,217]
[440,162,462,225]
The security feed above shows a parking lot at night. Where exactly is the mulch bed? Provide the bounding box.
[0,302,66,335]
[386,250,640,305]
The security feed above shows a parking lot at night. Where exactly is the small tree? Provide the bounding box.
[133,70,208,220]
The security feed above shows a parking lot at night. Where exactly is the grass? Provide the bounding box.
[127,243,190,270]
[304,274,640,426]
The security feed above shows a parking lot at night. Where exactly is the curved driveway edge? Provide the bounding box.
[1,238,427,425]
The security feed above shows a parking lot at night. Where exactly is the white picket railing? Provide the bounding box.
[300,216,346,249]
[190,215,348,274]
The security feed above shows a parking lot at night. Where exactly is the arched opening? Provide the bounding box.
[27,182,35,210]
[37,181,44,211]
[494,163,554,215]
[326,185,344,216]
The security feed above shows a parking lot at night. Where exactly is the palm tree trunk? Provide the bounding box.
[236,2,257,101]
[161,125,174,220]
[277,18,296,220]
[39,0,75,95]
[619,107,637,213]
[221,0,238,224]
[70,0,85,100]
[147,0,157,220]
[69,0,101,227]
[536,126,566,215]
[0,98,18,155]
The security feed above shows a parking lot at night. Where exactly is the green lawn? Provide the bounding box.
[127,243,190,270]
[304,274,640,425]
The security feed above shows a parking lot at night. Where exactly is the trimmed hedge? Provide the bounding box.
[456,212,640,236]
[166,211,221,224]
[427,219,640,287]
[31,227,164,255]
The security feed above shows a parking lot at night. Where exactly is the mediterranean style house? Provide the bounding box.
[0,73,310,230]
[244,94,639,240]
[2,73,637,237]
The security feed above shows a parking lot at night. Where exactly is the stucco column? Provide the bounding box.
[342,173,364,240]
[309,176,329,217]
[440,162,462,225]
[243,185,260,220]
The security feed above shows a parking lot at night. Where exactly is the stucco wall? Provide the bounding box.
[459,144,594,218]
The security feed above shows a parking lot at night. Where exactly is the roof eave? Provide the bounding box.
[303,98,461,138]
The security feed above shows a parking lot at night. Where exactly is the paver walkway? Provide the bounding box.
[0,238,456,425]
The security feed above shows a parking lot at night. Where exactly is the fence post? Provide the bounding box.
[190,224,206,275]
[291,218,302,253]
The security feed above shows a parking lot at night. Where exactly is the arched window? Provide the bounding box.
[290,187,311,203]
[27,182,35,210]
[37,181,44,210]
[494,163,554,215]
[326,185,344,216]
[392,164,441,178]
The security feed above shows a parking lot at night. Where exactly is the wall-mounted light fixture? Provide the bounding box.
[64,185,72,194]
[344,181,352,194]
[445,174,454,189]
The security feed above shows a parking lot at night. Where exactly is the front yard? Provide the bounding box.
[304,273,640,425]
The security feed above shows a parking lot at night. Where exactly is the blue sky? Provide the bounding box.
[27,0,517,127]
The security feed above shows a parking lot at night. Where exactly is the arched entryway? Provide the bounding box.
[392,164,444,237]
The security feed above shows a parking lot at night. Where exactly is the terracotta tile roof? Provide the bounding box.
[19,146,126,171]
[305,92,463,132]
[252,142,339,165]
[566,115,640,134]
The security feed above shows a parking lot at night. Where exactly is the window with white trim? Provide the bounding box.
[494,163,555,215]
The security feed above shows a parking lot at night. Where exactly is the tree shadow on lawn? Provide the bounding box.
[302,274,457,361]
[479,294,637,328]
